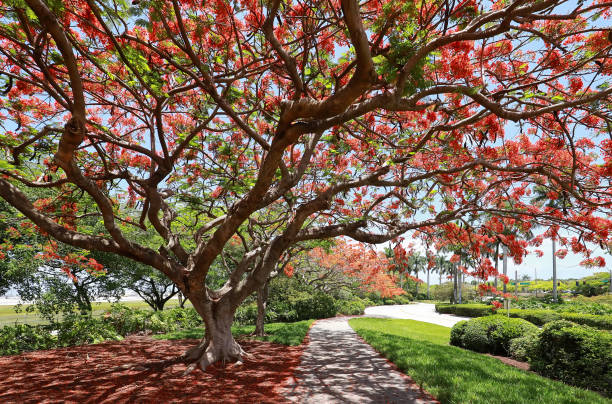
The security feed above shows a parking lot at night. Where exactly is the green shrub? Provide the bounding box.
[508,331,541,362]
[0,324,57,355]
[450,320,468,347]
[530,320,612,396]
[435,303,456,314]
[234,302,259,325]
[336,299,366,315]
[451,315,539,356]
[437,303,612,331]
[436,303,491,317]
[56,315,122,346]
[454,304,492,317]
[103,303,151,335]
[508,309,560,326]
[293,292,337,320]
[391,294,413,305]
[559,312,612,330]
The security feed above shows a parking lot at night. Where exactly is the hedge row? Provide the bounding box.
[451,318,612,396]
[436,303,612,330]
[450,315,538,356]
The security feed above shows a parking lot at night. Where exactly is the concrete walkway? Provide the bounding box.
[283,317,436,403]
[364,303,470,328]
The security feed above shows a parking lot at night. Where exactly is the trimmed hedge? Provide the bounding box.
[530,320,612,396]
[508,331,541,362]
[435,303,492,317]
[436,303,612,330]
[450,315,538,356]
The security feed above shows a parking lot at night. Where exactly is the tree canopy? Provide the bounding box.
[0,0,611,371]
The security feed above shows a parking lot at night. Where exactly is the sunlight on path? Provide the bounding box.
[364,303,470,328]
[283,317,437,403]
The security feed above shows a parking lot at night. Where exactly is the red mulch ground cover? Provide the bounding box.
[0,336,303,403]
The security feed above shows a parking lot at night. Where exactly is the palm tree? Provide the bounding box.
[532,186,568,302]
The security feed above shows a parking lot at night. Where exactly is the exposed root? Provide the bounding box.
[180,337,248,374]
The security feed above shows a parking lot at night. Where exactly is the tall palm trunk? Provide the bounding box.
[552,238,557,302]
[494,242,499,291]
[427,267,430,299]
[502,245,508,294]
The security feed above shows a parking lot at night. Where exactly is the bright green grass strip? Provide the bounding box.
[349,318,610,404]
[153,319,314,346]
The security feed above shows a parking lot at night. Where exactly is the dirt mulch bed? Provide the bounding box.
[0,336,303,403]
[485,353,531,371]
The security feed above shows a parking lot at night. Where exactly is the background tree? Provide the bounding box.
[0,0,611,372]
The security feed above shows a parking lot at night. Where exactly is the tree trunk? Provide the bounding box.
[502,245,508,294]
[183,298,246,372]
[254,280,269,337]
[457,258,463,304]
[552,238,557,302]
[452,264,458,304]
[178,291,185,308]
[494,242,499,291]
[426,268,430,299]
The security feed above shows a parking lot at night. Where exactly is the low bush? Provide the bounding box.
[336,299,366,315]
[436,303,491,317]
[293,292,337,320]
[450,315,539,356]
[102,304,203,334]
[559,312,612,330]
[0,315,123,356]
[508,331,541,362]
[450,320,468,347]
[56,315,122,346]
[0,324,57,355]
[530,320,612,396]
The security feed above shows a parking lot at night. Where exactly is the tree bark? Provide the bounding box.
[255,280,269,337]
[183,297,246,372]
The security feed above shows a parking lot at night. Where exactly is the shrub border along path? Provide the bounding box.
[349,317,610,404]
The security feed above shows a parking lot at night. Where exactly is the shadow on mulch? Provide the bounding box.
[0,336,303,403]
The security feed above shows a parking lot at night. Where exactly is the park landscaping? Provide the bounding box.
[435,301,612,330]
[349,318,611,404]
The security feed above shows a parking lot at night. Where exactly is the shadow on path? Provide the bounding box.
[283,317,437,403]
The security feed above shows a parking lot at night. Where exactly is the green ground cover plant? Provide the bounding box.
[349,318,609,404]
[154,320,315,346]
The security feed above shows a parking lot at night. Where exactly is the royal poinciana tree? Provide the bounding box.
[0,0,611,371]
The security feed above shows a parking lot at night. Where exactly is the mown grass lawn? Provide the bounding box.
[153,319,314,346]
[349,318,610,404]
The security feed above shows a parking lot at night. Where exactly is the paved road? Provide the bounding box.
[283,317,437,404]
[364,303,470,328]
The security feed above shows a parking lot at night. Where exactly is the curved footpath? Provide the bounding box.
[283,303,463,403]
[364,302,470,328]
